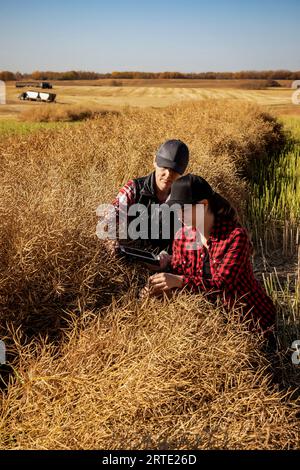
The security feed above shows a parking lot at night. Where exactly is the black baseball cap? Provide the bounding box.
[155,139,189,175]
[166,173,215,206]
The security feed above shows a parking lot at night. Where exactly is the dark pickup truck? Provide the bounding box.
[16,81,53,89]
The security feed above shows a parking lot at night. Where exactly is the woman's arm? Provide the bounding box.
[182,228,252,292]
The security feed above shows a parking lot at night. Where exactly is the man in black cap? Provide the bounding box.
[98,139,189,260]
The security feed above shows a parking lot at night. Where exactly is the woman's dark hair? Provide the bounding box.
[207,192,239,223]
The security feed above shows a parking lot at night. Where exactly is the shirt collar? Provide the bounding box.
[209,214,238,241]
[139,171,156,198]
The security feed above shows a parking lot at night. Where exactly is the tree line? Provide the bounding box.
[1,69,300,82]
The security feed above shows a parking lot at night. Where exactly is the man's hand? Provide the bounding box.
[158,251,172,270]
[148,272,184,294]
[141,250,172,272]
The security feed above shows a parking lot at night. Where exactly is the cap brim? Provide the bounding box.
[155,155,184,174]
[165,199,185,207]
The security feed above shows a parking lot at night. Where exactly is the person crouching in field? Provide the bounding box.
[143,173,276,338]
[97,139,189,269]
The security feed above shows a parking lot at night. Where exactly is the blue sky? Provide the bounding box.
[1,0,299,72]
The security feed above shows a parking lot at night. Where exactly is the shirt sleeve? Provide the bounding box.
[99,180,137,235]
[111,179,136,225]
[105,180,136,223]
[182,228,252,292]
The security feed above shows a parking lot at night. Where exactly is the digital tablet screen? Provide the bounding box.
[119,245,160,265]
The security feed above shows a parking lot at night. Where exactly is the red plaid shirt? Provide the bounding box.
[171,215,276,335]
[100,179,136,237]
[110,179,136,224]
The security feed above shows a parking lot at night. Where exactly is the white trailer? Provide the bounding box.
[18,91,56,102]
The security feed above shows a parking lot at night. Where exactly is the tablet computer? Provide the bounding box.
[119,245,160,265]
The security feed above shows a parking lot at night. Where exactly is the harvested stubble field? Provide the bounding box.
[2,79,300,122]
[0,99,299,449]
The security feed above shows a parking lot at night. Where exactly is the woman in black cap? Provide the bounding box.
[145,173,276,338]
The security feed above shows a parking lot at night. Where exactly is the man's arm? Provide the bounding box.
[109,179,137,228]
[99,179,137,235]
[97,180,137,253]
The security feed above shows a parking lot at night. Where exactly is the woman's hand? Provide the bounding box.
[148,272,184,294]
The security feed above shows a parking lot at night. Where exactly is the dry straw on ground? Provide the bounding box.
[19,104,113,122]
[1,295,299,450]
[0,100,284,333]
[1,99,296,450]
